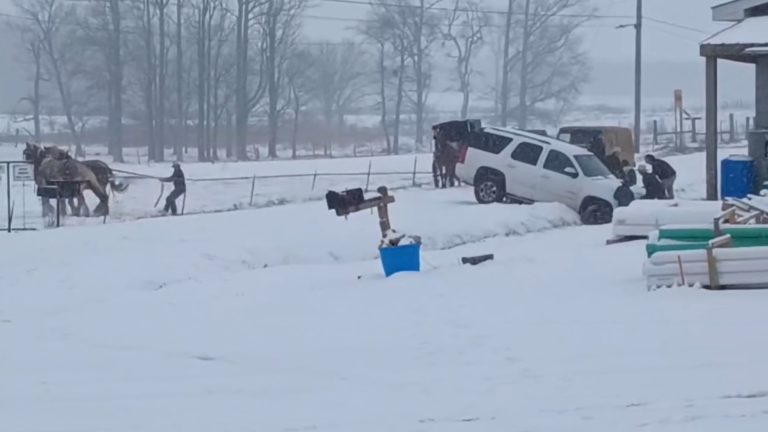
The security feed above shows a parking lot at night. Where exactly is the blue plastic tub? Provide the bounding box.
[379,244,421,277]
[721,155,754,199]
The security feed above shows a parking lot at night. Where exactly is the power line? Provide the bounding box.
[315,0,634,20]
[644,16,711,36]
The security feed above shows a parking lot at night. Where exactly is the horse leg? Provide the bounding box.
[79,193,91,217]
[42,198,55,218]
[432,160,440,188]
[448,163,457,188]
[68,197,80,217]
[90,181,110,217]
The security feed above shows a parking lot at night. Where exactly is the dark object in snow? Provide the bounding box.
[325,188,366,215]
[461,254,494,265]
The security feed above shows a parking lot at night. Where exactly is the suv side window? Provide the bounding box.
[543,150,578,177]
[510,142,544,166]
[467,132,512,154]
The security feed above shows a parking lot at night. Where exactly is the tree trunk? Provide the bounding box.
[414,0,425,148]
[393,52,406,155]
[266,5,279,159]
[32,42,42,144]
[518,0,532,129]
[44,38,81,157]
[157,0,167,162]
[175,0,184,160]
[108,0,124,162]
[378,43,391,154]
[196,2,207,161]
[499,0,514,126]
[291,85,300,159]
[234,0,249,160]
[144,0,156,161]
[205,5,214,161]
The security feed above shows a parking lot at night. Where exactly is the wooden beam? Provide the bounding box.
[706,56,719,201]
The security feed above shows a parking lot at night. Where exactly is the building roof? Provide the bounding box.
[713,0,768,22]
[702,15,768,45]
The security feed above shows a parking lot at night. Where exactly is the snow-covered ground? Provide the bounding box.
[4,183,768,431]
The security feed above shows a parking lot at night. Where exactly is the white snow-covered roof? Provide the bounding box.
[713,0,768,22]
[702,15,768,45]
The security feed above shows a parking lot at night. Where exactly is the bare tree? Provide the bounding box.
[16,0,85,156]
[284,47,312,159]
[262,0,304,158]
[360,12,394,154]
[174,0,184,160]
[441,0,487,119]
[498,0,592,127]
[234,0,268,160]
[307,41,369,156]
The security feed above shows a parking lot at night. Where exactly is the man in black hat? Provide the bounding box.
[161,162,186,215]
[644,154,677,199]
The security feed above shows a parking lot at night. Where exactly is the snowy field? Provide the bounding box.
[0,140,748,231]
[4,184,768,431]
[0,144,434,230]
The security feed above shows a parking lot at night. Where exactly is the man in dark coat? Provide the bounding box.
[644,154,676,199]
[605,149,623,178]
[161,162,186,215]
[588,134,606,162]
[638,164,665,200]
[621,160,637,187]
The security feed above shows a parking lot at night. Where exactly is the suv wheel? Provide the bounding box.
[474,177,503,204]
[580,200,613,225]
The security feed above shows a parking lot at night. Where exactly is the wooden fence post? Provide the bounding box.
[729,113,736,143]
[652,120,659,147]
[311,170,318,191]
[364,160,373,192]
[249,175,257,206]
[412,156,418,186]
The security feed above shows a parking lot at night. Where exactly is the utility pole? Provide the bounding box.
[634,0,643,154]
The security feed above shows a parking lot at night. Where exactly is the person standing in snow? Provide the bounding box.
[638,164,665,200]
[621,160,637,187]
[161,162,186,215]
[644,154,676,199]
[588,134,606,162]
[604,149,623,178]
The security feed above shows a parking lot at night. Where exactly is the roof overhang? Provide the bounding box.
[701,15,768,61]
[713,0,768,22]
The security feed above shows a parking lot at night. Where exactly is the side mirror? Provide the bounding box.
[563,167,578,178]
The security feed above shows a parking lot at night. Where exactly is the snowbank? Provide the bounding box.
[0,189,579,276]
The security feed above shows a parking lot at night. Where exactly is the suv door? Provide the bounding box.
[539,149,582,208]
[505,141,544,200]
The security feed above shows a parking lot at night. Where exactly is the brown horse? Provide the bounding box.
[39,145,128,216]
[432,139,461,189]
[23,143,110,217]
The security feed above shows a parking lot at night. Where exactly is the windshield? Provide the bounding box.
[574,154,613,178]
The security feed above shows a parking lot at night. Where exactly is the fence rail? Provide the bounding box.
[3,164,438,232]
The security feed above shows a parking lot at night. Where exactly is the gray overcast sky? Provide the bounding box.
[301,0,727,61]
[0,0,728,62]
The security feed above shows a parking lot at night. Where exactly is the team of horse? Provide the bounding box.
[23,143,128,218]
[432,124,462,189]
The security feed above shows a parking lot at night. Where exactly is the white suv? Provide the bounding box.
[453,125,625,224]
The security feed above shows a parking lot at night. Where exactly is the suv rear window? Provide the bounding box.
[467,132,512,154]
[510,142,544,166]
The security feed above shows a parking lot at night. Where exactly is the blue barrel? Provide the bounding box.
[380,244,421,277]
[721,155,754,199]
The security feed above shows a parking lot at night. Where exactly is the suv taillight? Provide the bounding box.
[458,145,469,164]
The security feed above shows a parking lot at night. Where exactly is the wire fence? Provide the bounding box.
[2,163,438,231]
